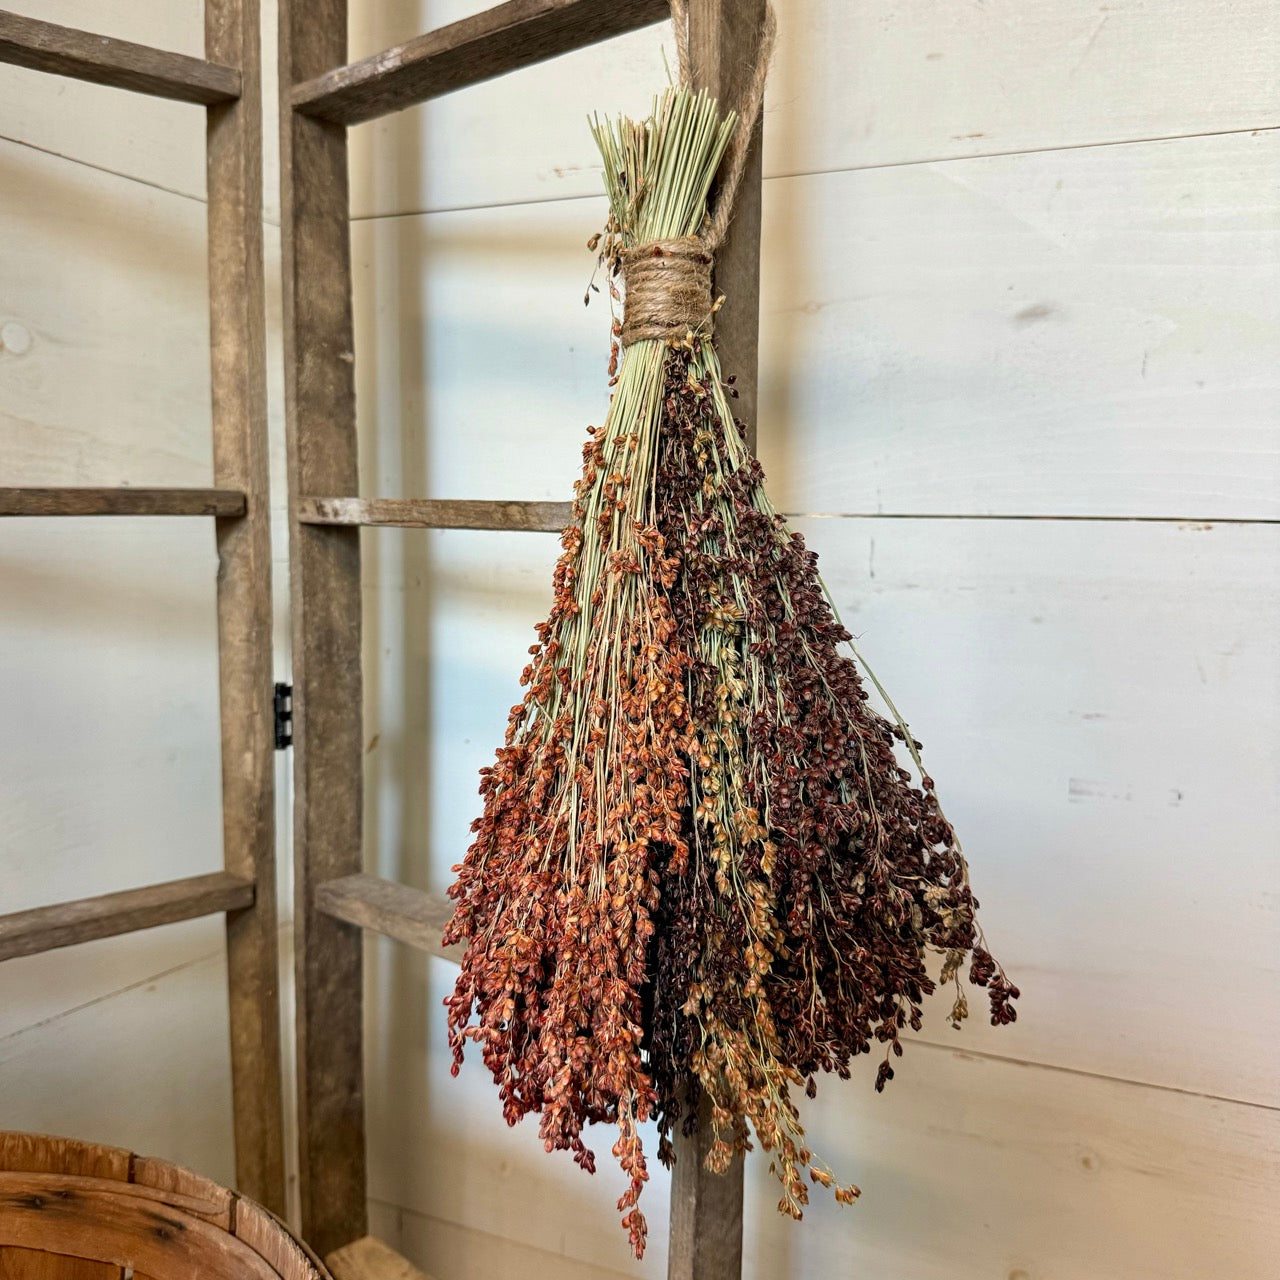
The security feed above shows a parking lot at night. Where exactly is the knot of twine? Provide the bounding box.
[620,237,715,346]
[618,0,777,349]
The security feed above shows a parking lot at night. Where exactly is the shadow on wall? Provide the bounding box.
[357,88,440,1243]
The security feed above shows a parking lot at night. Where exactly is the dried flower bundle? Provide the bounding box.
[444,81,1017,1258]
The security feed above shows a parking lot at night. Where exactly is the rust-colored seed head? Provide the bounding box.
[445,86,1016,1260]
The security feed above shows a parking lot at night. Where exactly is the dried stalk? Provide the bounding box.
[445,85,1017,1258]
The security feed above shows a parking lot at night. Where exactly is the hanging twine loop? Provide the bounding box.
[619,0,777,348]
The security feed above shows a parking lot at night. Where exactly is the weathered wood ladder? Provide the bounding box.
[0,4,284,1217]
[278,0,767,1275]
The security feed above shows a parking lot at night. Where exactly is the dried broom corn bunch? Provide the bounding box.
[646,347,1019,1215]
[444,86,738,1258]
[445,23,1017,1258]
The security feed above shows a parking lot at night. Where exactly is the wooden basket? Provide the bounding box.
[0,1132,329,1279]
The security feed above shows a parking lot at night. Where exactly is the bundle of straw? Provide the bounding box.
[444,10,1016,1257]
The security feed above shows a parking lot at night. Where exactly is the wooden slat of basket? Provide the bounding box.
[234,1199,331,1279]
[0,1134,130,1183]
[0,1175,278,1279]
[0,1248,121,1279]
[130,1157,235,1230]
[0,1137,129,1278]
[0,1134,327,1279]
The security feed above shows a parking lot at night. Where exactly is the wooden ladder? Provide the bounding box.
[0,4,285,1217]
[278,1,765,1275]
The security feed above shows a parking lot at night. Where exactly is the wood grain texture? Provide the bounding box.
[365,1201,640,1280]
[392,517,1280,1106]
[0,524,225,943]
[131,1156,233,1229]
[354,512,1280,1271]
[0,873,254,962]
[0,2,206,206]
[0,488,244,517]
[205,0,286,1218]
[279,0,369,1255]
[294,0,669,126]
[3,2,1278,219]
[0,1175,279,1279]
[357,905,1280,1280]
[298,496,571,531]
[0,10,237,104]
[743,1042,1280,1280]
[688,0,765,452]
[0,1135,130,1183]
[666,5,767,1277]
[0,1135,323,1278]
[315,875,460,963]
[796,516,1280,1108]
[755,128,1280,519]
[0,1248,121,1279]
[234,1199,333,1280]
[327,1235,435,1280]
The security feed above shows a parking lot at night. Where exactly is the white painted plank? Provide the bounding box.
[0,940,236,1188]
[0,917,226,1044]
[0,515,229,1105]
[367,1196,644,1280]
[350,199,608,508]
[346,0,1280,219]
[0,1,207,200]
[352,128,1280,522]
[357,518,1280,1108]
[0,137,214,486]
[7,2,1279,229]
[0,521,224,915]
[758,129,1280,518]
[795,515,1280,1107]
[738,1043,1280,1280]
[358,934,1280,1280]
[0,2,202,56]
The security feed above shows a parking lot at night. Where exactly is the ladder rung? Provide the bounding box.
[0,487,247,517]
[314,874,461,963]
[0,11,240,105]
[290,0,670,126]
[0,872,255,962]
[297,496,570,532]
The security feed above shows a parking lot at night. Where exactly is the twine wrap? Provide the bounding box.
[620,237,715,347]
[615,2,777,349]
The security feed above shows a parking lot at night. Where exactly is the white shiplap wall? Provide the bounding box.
[1,2,1278,1278]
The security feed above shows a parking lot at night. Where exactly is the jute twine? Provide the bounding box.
[619,238,714,346]
[619,0,777,348]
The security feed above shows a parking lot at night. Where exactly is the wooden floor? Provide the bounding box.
[328,1236,435,1280]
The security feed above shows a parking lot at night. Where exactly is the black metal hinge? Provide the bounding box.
[273,682,293,750]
